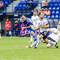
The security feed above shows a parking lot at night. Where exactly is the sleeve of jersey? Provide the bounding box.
[27,21,33,26]
[50,28,58,34]
[45,19,48,25]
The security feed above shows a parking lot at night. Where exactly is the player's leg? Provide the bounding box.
[28,30,34,47]
[55,43,58,48]
[46,43,52,48]
[30,39,38,48]
[29,31,38,48]
[47,37,58,48]
[29,34,33,44]
[50,41,58,48]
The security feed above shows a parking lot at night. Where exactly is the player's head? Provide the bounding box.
[39,13,44,20]
[6,18,9,21]
[15,20,18,23]
[33,10,38,16]
[21,15,26,22]
[39,9,44,15]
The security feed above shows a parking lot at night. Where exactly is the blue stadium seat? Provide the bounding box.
[49,2,54,7]
[15,1,38,17]
[48,2,60,19]
[58,3,60,6]
[49,7,52,10]
[0,0,13,13]
[51,15,55,19]
[32,1,38,7]
[56,11,59,14]
[53,7,56,10]
[56,7,60,10]
[3,0,12,5]
[54,2,58,7]
[59,15,60,19]
[54,15,59,19]
[47,16,50,19]
[52,11,55,13]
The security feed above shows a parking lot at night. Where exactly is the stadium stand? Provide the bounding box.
[1,0,60,36]
[0,1,4,13]
[48,2,60,19]
[15,0,38,17]
[0,0,13,13]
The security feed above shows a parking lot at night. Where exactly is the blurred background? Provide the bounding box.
[0,0,60,36]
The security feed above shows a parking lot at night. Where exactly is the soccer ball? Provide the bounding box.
[25,45,29,48]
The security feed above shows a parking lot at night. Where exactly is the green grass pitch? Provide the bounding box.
[0,37,60,60]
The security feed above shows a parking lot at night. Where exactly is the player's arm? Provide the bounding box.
[34,26,40,30]
[50,29,58,34]
[44,23,49,28]
[47,28,58,34]
[41,23,49,29]
[22,22,33,29]
[25,25,32,28]
[30,24,41,30]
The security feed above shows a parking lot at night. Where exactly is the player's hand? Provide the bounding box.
[21,27,26,30]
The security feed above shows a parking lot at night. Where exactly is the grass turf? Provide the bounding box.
[0,37,60,60]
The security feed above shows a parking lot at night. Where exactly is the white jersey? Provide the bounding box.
[31,15,40,28]
[47,28,60,42]
[57,25,60,31]
[39,18,48,32]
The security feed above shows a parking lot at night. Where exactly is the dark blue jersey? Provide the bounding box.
[19,20,32,30]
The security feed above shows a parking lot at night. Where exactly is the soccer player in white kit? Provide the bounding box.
[29,11,40,48]
[46,21,60,48]
[30,13,49,46]
[38,13,49,43]
[46,25,60,48]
